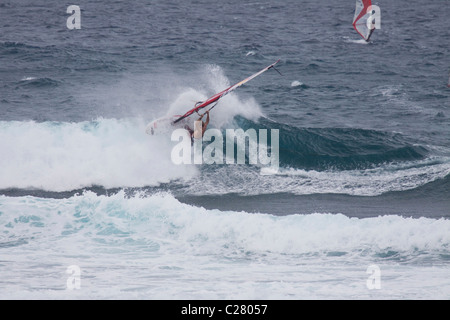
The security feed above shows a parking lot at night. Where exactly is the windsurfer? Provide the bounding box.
[366,28,375,42]
[193,110,210,139]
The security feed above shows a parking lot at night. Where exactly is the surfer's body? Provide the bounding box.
[193,111,210,139]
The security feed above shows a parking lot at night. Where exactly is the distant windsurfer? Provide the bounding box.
[366,28,375,42]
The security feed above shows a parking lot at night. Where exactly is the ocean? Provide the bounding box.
[0,0,449,300]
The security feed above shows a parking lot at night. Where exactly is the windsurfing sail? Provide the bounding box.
[353,0,375,41]
[173,59,281,124]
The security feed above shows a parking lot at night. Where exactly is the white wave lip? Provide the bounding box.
[20,76,37,81]
[0,119,197,191]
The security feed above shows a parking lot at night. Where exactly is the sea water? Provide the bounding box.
[0,0,449,299]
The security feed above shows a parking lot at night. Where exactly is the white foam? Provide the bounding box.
[189,156,450,197]
[2,117,447,196]
[345,38,369,44]
[142,64,263,130]
[0,118,197,191]
[20,76,37,81]
[201,64,263,127]
[1,191,449,299]
[1,191,449,256]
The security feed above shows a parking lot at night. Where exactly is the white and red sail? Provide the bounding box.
[173,60,280,124]
[352,0,375,41]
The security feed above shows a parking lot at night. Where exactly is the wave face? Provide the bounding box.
[236,116,429,170]
[1,117,449,199]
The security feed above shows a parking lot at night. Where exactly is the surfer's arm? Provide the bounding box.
[202,111,210,135]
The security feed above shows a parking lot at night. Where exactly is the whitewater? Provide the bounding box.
[2,117,449,198]
[1,115,449,299]
[1,0,449,300]
[1,191,449,299]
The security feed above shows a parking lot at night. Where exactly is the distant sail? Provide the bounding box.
[353,0,375,41]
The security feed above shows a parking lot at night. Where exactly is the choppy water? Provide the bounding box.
[0,0,449,299]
